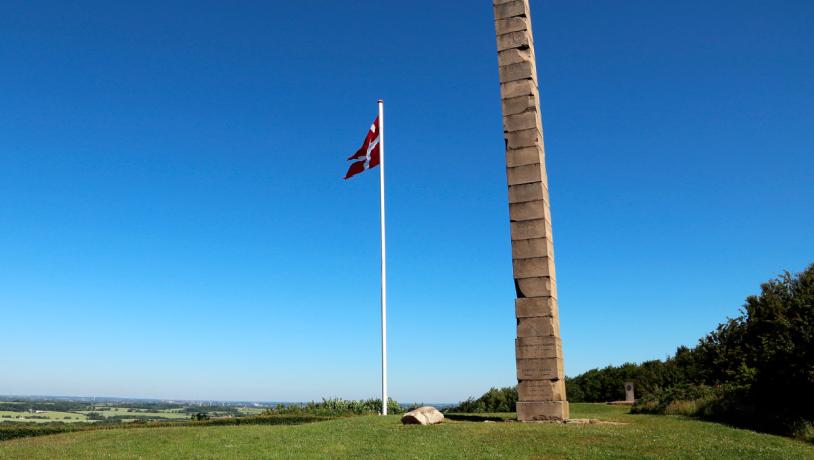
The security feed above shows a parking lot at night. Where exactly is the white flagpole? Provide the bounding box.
[378,99,388,416]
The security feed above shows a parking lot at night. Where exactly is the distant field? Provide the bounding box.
[0,403,263,424]
[77,408,190,420]
[0,411,87,424]
[237,407,266,416]
[2,404,812,459]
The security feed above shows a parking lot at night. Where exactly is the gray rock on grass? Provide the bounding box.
[401,406,444,425]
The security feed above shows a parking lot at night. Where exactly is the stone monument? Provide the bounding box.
[493,0,569,421]
[625,382,635,402]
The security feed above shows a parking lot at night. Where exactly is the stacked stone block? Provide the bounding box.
[493,0,569,421]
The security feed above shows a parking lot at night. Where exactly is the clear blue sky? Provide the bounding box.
[1,0,812,403]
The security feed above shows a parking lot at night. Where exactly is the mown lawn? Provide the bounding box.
[1,404,812,459]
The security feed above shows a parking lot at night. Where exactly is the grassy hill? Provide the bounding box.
[1,404,812,459]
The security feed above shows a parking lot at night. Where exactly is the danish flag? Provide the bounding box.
[344,117,380,180]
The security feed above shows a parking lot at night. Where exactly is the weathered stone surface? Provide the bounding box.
[506,146,544,168]
[516,358,564,380]
[516,276,557,298]
[500,79,535,99]
[515,296,557,318]
[516,335,562,359]
[516,401,570,421]
[509,200,551,222]
[497,30,531,52]
[499,61,537,84]
[518,379,566,401]
[506,149,544,171]
[507,164,542,186]
[513,256,555,279]
[511,237,553,259]
[508,180,548,203]
[504,111,540,133]
[502,94,536,116]
[510,218,552,240]
[401,406,444,425]
[498,47,535,67]
[494,1,529,20]
[495,17,530,36]
[507,183,546,205]
[506,127,542,149]
[509,182,546,204]
[517,315,560,337]
[625,382,635,402]
[496,0,567,422]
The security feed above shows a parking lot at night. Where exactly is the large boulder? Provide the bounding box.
[401,406,444,425]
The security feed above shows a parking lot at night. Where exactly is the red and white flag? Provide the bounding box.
[341,102,390,415]
[344,116,380,180]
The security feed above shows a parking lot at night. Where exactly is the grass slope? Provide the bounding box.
[1,404,812,459]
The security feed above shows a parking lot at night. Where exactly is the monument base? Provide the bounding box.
[516,401,569,422]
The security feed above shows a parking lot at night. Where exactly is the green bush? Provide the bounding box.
[0,423,83,442]
[446,387,517,413]
[262,398,402,417]
[565,359,692,403]
[192,414,333,427]
[627,264,814,439]
[461,263,814,441]
[631,384,722,416]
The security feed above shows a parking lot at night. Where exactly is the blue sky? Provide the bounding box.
[1,0,812,403]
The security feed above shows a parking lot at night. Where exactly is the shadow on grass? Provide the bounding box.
[443,414,510,423]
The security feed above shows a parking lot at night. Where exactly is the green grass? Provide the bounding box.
[77,408,191,419]
[0,411,88,423]
[1,404,812,459]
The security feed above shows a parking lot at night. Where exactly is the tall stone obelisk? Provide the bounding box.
[493,0,568,421]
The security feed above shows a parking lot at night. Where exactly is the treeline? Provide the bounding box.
[573,264,814,439]
[447,387,517,413]
[453,264,813,440]
[0,401,88,413]
[565,353,696,403]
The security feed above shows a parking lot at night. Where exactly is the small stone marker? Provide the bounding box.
[625,382,635,402]
[401,406,444,425]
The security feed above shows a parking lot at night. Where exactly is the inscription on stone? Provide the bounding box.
[516,358,563,380]
[515,336,562,359]
[518,379,565,401]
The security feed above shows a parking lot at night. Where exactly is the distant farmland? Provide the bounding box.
[0,411,87,424]
[0,398,269,426]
